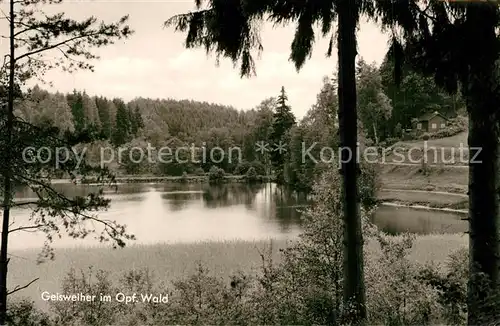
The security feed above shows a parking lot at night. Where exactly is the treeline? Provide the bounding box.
[15,56,464,190]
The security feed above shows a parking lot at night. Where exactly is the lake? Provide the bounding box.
[8,182,468,250]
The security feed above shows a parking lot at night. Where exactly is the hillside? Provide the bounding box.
[383,132,469,166]
[379,132,470,210]
[395,131,468,149]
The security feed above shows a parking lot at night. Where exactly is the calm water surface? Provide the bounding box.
[7,182,467,249]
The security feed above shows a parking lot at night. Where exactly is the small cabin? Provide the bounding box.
[415,111,448,132]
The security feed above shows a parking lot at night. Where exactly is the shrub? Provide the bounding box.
[365,233,441,325]
[422,133,431,141]
[51,267,120,326]
[249,160,266,175]
[359,160,381,210]
[394,123,403,138]
[385,137,400,147]
[7,299,52,326]
[233,161,251,175]
[234,161,266,175]
[245,166,258,183]
[208,166,225,184]
[194,167,205,176]
[418,247,467,325]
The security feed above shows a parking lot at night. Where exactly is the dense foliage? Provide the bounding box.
[15,62,463,192]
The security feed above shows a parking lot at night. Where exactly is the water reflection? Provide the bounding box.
[5,182,467,250]
[201,184,262,210]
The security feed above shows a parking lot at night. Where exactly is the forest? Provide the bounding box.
[16,57,465,192]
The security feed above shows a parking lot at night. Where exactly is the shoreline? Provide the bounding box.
[50,174,275,184]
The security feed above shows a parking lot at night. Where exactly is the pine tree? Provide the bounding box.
[134,105,144,131]
[270,86,296,184]
[128,105,144,136]
[0,1,133,322]
[67,90,85,133]
[96,96,112,138]
[82,92,101,130]
[112,99,131,146]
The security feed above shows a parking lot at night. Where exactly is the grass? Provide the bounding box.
[384,132,469,166]
[9,240,288,310]
[9,235,467,310]
[378,189,467,208]
[380,164,468,194]
[396,131,468,148]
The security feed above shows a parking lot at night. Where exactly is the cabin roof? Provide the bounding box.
[417,111,448,122]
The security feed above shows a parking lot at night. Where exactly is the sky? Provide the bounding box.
[0,1,389,119]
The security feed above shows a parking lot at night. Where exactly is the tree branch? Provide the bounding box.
[9,224,45,234]
[7,278,39,296]
[13,20,46,37]
[12,174,129,245]
[15,31,101,62]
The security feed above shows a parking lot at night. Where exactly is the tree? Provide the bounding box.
[270,86,296,184]
[95,96,113,138]
[287,76,339,192]
[356,59,392,144]
[67,90,85,133]
[165,0,367,321]
[0,0,133,323]
[379,54,464,135]
[112,98,131,146]
[374,1,500,323]
[82,91,101,130]
[16,87,75,133]
[129,105,144,136]
[253,97,275,174]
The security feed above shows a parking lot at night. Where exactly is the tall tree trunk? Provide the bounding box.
[0,1,15,324]
[467,98,500,325]
[465,5,500,325]
[337,0,365,323]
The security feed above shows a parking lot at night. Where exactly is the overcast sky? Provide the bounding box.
[1,1,389,118]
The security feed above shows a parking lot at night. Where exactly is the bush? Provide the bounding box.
[234,161,266,176]
[208,166,225,184]
[245,166,258,183]
[50,267,120,326]
[418,247,467,325]
[421,133,431,140]
[7,299,52,326]
[194,167,205,176]
[249,160,266,175]
[394,123,403,138]
[385,137,400,147]
[359,160,381,210]
[233,161,251,175]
